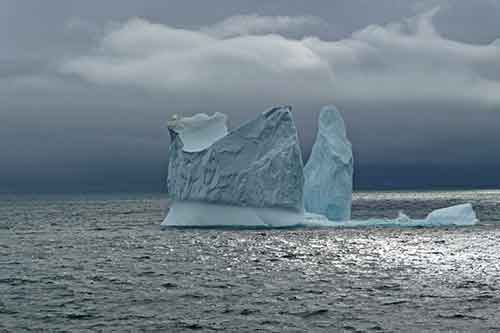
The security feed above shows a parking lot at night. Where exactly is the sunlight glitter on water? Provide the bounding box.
[1,190,500,331]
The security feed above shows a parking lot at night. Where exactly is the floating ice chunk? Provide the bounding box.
[424,203,478,226]
[167,112,228,152]
[303,203,478,228]
[304,105,353,221]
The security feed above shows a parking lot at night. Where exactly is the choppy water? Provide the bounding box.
[1,190,500,332]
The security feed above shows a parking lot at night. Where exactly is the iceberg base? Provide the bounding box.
[162,203,477,229]
[161,201,304,228]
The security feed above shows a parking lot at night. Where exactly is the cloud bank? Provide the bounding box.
[3,1,500,192]
[201,14,325,38]
[61,9,500,108]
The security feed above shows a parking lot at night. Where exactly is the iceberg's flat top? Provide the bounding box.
[167,112,228,152]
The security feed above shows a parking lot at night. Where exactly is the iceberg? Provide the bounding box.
[424,203,478,226]
[162,106,305,227]
[303,106,353,221]
[161,105,478,229]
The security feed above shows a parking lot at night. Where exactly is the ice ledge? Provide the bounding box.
[304,203,478,228]
[162,203,478,228]
[167,112,228,152]
[161,201,304,228]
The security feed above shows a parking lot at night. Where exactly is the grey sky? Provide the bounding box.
[1,0,500,192]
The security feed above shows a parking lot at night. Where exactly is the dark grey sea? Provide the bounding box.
[1,190,500,332]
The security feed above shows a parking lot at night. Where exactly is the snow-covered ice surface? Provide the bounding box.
[167,112,228,152]
[166,106,304,211]
[162,203,478,228]
[304,106,353,221]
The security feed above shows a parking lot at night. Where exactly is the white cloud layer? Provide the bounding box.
[61,10,500,108]
[200,14,325,38]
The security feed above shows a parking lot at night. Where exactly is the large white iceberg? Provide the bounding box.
[303,106,353,221]
[161,105,478,228]
[162,106,305,227]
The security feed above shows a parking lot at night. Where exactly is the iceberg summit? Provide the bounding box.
[162,105,478,228]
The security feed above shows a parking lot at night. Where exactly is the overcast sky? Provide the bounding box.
[2,0,500,192]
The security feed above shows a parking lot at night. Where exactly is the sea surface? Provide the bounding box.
[1,190,500,332]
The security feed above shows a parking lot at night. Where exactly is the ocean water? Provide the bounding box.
[1,190,500,332]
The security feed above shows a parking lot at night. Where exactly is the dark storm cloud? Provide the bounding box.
[1,0,500,192]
